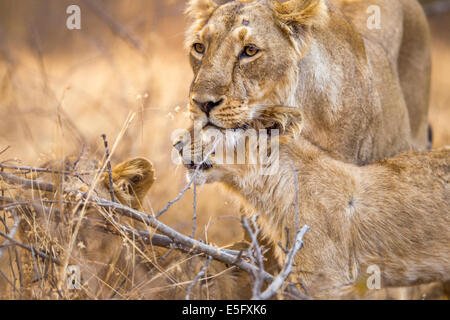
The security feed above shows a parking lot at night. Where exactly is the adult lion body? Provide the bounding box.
[335,0,431,153]
[186,0,431,164]
[182,0,436,298]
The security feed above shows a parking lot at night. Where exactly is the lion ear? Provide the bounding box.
[185,0,218,21]
[109,158,155,207]
[271,0,328,28]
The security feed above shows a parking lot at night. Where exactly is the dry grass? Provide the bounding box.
[0,1,449,300]
[0,0,243,300]
[0,0,243,245]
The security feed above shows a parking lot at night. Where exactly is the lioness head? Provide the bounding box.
[186,0,327,131]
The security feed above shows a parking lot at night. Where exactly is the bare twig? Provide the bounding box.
[277,227,291,254]
[191,184,197,238]
[1,168,309,299]
[0,267,19,294]
[246,164,310,300]
[297,277,310,297]
[101,134,115,202]
[30,244,43,292]
[72,144,86,170]
[0,210,23,297]
[155,141,218,218]
[13,245,24,295]
[0,196,240,257]
[0,146,10,156]
[0,163,103,176]
[254,226,310,300]
[242,216,265,297]
[185,255,212,300]
[0,213,20,261]
[0,230,60,265]
[0,171,55,192]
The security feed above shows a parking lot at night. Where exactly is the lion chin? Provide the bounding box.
[187,165,225,185]
[187,169,208,185]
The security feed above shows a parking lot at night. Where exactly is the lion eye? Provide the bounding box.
[193,43,205,54]
[241,45,259,58]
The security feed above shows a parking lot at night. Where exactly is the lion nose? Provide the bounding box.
[192,96,224,115]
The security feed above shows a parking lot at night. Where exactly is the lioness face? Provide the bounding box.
[187,0,300,131]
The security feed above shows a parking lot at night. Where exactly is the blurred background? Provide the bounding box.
[0,0,449,247]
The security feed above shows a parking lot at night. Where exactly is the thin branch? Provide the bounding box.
[1,174,273,288]
[0,230,60,265]
[0,163,103,176]
[0,267,19,294]
[0,145,10,156]
[72,144,86,170]
[297,277,310,297]
[191,184,197,238]
[0,196,241,257]
[1,169,309,299]
[155,141,218,218]
[13,245,24,295]
[0,213,20,261]
[0,170,61,192]
[30,244,43,292]
[185,256,212,300]
[277,227,291,254]
[101,134,115,202]
[0,209,23,297]
[254,225,310,300]
[246,164,310,300]
[242,216,265,297]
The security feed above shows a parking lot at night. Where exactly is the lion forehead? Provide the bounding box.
[187,1,274,44]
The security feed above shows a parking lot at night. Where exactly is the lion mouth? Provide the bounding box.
[185,116,279,173]
[203,121,223,130]
[203,120,248,131]
[186,161,213,171]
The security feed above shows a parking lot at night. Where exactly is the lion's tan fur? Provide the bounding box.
[183,110,449,298]
[185,0,431,164]
[182,0,437,299]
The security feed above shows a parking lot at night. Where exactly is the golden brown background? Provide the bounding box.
[0,0,449,248]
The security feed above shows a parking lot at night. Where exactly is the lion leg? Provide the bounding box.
[397,0,432,150]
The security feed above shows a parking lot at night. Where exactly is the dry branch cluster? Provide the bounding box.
[0,155,310,300]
